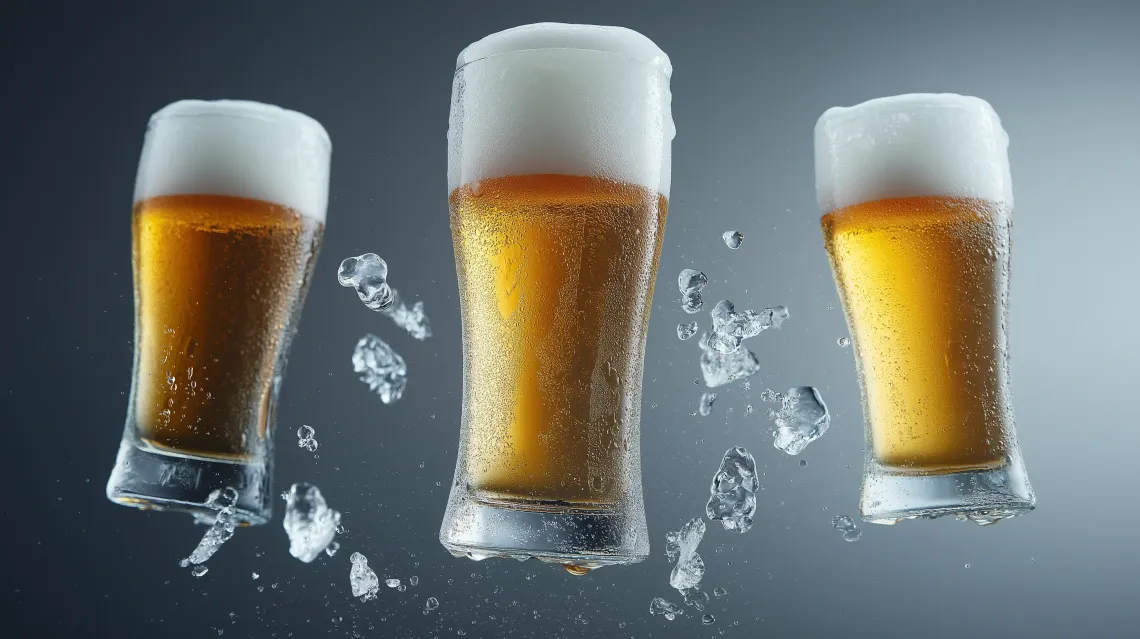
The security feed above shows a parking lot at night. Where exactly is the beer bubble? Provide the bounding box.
[282,483,341,563]
[677,321,698,340]
[769,387,831,455]
[349,552,380,602]
[649,597,684,621]
[706,446,758,533]
[722,230,743,249]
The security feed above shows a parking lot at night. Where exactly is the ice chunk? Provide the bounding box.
[698,392,717,417]
[699,332,760,388]
[282,483,341,563]
[832,515,862,542]
[180,487,239,567]
[770,387,831,455]
[705,446,758,533]
[338,253,432,340]
[678,269,708,314]
[666,517,706,591]
[677,321,698,340]
[352,334,407,403]
[708,300,789,354]
[649,597,683,621]
[722,230,743,249]
[349,552,380,602]
[296,425,318,453]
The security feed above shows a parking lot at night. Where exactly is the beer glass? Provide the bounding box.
[440,23,674,572]
[815,94,1034,525]
[106,100,330,525]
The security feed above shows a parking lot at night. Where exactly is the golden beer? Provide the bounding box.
[450,174,666,506]
[822,195,1010,473]
[107,99,330,524]
[133,194,323,459]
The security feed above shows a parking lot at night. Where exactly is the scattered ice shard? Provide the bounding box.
[705,446,758,533]
[713,587,727,598]
[770,387,831,455]
[698,392,717,417]
[180,487,239,567]
[832,515,862,542]
[282,483,341,563]
[325,541,340,557]
[677,321,698,340]
[699,332,761,388]
[424,597,439,613]
[702,613,716,625]
[352,334,407,404]
[837,337,851,348]
[296,425,318,453]
[191,565,208,578]
[707,300,789,354]
[338,253,432,340]
[349,552,380,602]
[722,230,743,249]
[678,269,708,314]
[681,587,709,611]
[649,597,684,621]
[667,517,706,590]
[409,575,419,586]
[385,578,401,589]
[338,254,395,311]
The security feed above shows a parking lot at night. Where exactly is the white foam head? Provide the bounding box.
[448,23,674,196]
[134,100,331,222]
[814,93,1012,213]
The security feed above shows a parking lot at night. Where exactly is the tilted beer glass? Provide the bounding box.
[815,94,1034,524]
[106,100,330,525]
[440,23,674,572]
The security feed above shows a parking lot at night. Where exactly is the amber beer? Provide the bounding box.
[107,100,330,524]
[450,174,666,505]
[133,194,322,459]
[815,94,1033,524]
[822,195,1010,472]
[440,23,673,569]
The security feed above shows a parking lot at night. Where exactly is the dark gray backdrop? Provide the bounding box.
[3,0,1138,637]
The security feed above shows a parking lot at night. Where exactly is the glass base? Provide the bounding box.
[105,441,272,525]
[439,495,649,573]
[860,459,1034,525]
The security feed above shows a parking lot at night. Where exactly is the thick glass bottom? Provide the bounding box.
[105,441,272,525]
[439,493,648,573]
[860,454,1034,525]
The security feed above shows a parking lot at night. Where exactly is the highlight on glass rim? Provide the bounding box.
[8,2,1135,637]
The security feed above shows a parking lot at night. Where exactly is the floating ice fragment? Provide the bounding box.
[191,565,208,578]
[338,254,432,340]
[352,334,407,403]
[649,597,684,621]
[385,578,401,588]
[409,575,419,586]
[698,392,717,417]
[722,230,743,249]
[699,332,761,388]
[338,254,394,311]
[325,541,340,557]
[181,487,239,567]
[678,269,708,314]
[296,425,318,453]
[706,446,758,533]
[682,587,709,611]
[424,597,439,613]
[770,387,831,455]
[832,515,862,542]
[667,518,706,590]
[837,337,851,348]
[702,613,716,625]
[713,587,727,598]
[677,321,698,340]
[283,483,341,563]
[708,301,789,354]
[349,552,380,602]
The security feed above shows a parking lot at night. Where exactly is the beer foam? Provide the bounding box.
[449,23,674,196]
[134,100,331,222]
[814,94,1012,213]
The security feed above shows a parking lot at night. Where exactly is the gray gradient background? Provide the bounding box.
[2,0,1138,637]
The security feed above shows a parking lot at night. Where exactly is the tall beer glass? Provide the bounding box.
[815,94,1034,525]
[439,23,673,572]
[106,100,330,525]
